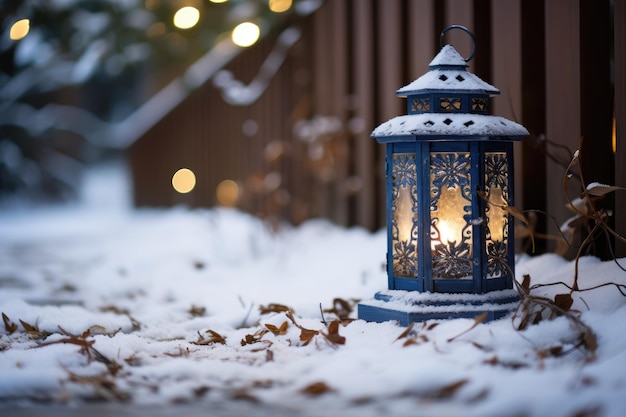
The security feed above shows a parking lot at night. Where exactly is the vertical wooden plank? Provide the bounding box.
[491,0,523,211]
[312,1,333,219]
[519,0,547,253]
[472,0,492,82]
[330,0,349,225]
[377,0,404,122]
[491,0,521,121]
[406,0,435,85]
[288,21,314,224]
[579,0,614,260]
[444,0,474,71]
[614,0,626,257]
[544,0,580,253]
[374,0,405,229]
[352,0,376,229]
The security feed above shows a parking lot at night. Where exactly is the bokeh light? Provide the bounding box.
[209,0,229,3]
[10,19,30,41]
[173,6,200,30]
[269,0,292,13]
[172,168,196,193]
[231,22,260,47]
[216,179,240,206]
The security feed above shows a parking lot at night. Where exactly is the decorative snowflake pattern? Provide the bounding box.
[485,152,508,191]
[431,153,470,190]
[430,152,473,279]
[393,240,418,277]
[484,152,511,279]
[393,154,418,189]
[486,240,509,278]
[391,153,418,278]
[432,241,473,278]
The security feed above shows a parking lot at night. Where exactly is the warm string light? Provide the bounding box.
[232,22,260,47]
[10,19,30,40]
[173,6,200,29]
[172,168,196,193]
[216,179,240,206]
[269,0,292,13]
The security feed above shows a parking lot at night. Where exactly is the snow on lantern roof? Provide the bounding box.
[429,44,467,67]
[371,113,529,140]
[396,45,499,96]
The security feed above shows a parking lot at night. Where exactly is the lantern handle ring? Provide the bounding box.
[440,25,476,62]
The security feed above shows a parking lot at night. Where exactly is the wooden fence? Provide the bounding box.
[129,0,624,258]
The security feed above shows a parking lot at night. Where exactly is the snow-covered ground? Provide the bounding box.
[1,164,625,417]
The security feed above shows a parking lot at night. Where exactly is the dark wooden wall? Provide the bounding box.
[129,0,624,257]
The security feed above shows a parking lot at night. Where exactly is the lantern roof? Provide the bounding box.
[373,33,529,141]
[371,113,528,140]
[396,45,499,96]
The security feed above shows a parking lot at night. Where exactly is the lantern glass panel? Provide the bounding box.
[485,151,510,278]
[430,152,473,279]
[391,153,418,278]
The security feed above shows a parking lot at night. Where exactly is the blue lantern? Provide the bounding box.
[358,26,529,325]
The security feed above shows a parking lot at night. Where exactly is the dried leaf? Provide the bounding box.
[506,205,536,252]
[322,320,346,345]
[471,341,488,351]
[586,183,626,196]
[19,319,49,340]
[426,322,439,331]
[240,329,269,346]
[301,381,333,396]
[549,345,563,356]
[583,331,598,355]
[506,205,529,226]
[402,338,420,347]
[188,305,206,317]
[265,321,289,336]
[2,313,17,334]
[521,275,531,295]
[299,328,319,345]
[323,298,354,320]
[394,322,415,342]
[286,311,319,346]
[259,303,293,315]
[192,329,226,345]
[447,312,488,343]
[554,293,574,312]
[36,326,124,375]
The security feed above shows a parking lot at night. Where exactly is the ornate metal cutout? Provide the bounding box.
[471,97,487,112]
[440,97,462,111]
[430,152,473,279]
[411,98,430,112]
[391,153,419,277]
[484,152,510,278]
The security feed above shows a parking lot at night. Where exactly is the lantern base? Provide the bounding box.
[357,289,519,326]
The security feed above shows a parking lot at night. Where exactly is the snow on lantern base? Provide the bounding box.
[358,289,519,326]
